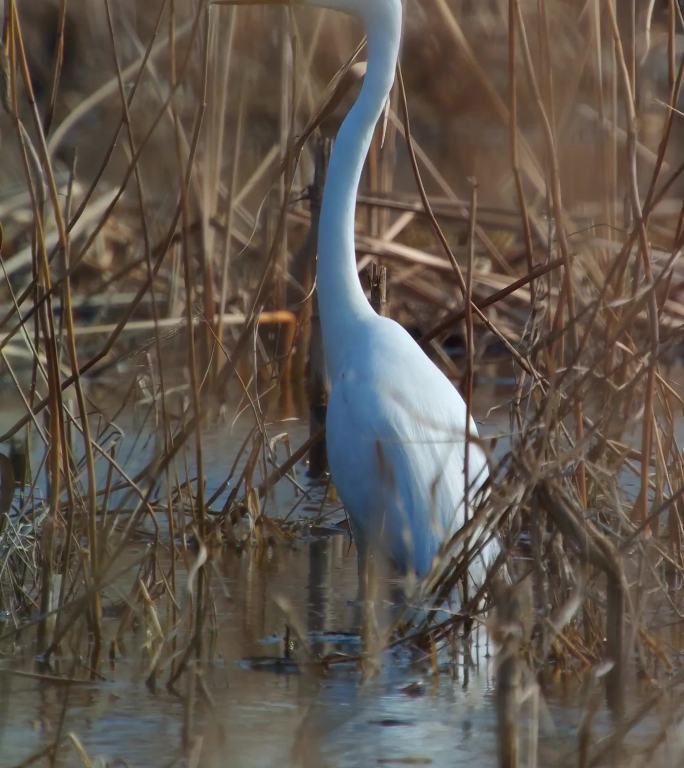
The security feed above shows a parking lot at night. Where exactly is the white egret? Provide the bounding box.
[233,0,499,594]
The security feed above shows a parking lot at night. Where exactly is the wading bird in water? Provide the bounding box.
[230,0,499,597]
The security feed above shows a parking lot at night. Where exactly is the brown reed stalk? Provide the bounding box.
[103,0,180,645]
[537,482,626,714]
[512,0,587,506]
[169,0,210,664]
[495,583,522,768]
[0,7,208,446]
[0,5,682,764]
[396,65,537,381]
[368,262,388,316]
[605,0,660,526]
[6,1,73,656]
[507,0,536,304]
[462,178,477,609]
[43,0,67,136]
[215,66,245,380]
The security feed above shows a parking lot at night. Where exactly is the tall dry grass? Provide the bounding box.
[0,1,682,766]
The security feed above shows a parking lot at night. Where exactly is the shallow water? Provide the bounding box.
[3,532,672,768]
[0,367,509,767]
[1,364,682,767]
[0,535,562,768]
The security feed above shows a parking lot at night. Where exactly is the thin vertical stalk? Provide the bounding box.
[215,10,241,368]
[462,179,477,608]
[43,0,67,135]
[513,0,586,505]
[507,1,535,304]
[605,0,660,525]
[103,0,178,641]
[275,8,293,313]
[11,11,105,574]
[170,0,210,662]
[13,1,103,663]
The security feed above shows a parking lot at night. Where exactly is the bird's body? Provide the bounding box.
[235,0,499,589]
[312,0,498,585]
[326,313,493,580]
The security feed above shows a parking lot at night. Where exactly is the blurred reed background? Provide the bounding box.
[0,1,683,766]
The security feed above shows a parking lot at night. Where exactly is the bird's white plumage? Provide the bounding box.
[245,0,499,589]
[326,314,493,579]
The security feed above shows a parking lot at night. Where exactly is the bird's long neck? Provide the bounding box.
[316,6,402,378]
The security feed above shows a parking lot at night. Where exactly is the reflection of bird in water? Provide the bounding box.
[236,0,499,597]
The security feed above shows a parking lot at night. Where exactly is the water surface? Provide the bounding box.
[1,364,682,767]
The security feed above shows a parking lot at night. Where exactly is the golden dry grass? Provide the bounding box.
[0,1,682,766]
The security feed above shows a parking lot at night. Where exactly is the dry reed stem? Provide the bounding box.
[0,3,682,765]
